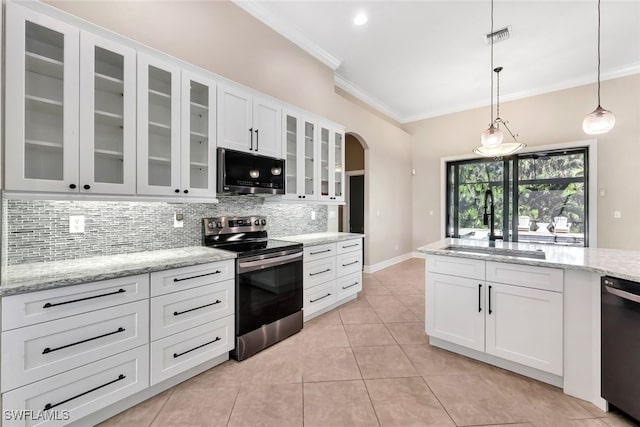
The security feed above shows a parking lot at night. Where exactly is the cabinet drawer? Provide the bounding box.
[1,300,149,392]
[486,262,563,293]
[304,281,337,318]
[2,274,149,331]
[336,251,362,277]
[303,257,336,289]
[150,315,234,385]
[2,345,149,427]
[150,260,235,296]
[303,243,336,261]
[427,255,485,280]
[337,272,362,300]
[336,238,362,255]
[151,279,235,341]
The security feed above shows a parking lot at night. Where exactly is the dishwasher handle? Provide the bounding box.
[605,285,640,304]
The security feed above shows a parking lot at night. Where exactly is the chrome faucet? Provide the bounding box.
[483,189,503,243]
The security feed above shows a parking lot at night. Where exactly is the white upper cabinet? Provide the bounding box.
[79,31,136,194]
[137,53,181,196]
[180,71,216,197]
[282,110,317,201]
[5,3,80,192]
[217,84,282,158]
[318,123,345,202]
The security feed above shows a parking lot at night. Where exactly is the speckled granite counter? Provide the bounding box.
[278,232,364,246]
[1,246,236,296]
[419,238,640,282]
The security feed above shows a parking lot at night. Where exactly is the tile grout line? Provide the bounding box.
[147,387,176,427]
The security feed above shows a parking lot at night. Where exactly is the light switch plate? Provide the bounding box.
[174,213,184,228]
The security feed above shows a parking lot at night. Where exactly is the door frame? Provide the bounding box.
[343,170,365,233]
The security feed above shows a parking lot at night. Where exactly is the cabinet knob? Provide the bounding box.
[68,184,77,189]
[183,189,189,194]
[303,195,306,198]
[298,195,302,199]
[175,189,180,193]
[83,184,91,190]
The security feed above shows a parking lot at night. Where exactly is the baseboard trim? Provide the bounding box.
[364,252,417,273]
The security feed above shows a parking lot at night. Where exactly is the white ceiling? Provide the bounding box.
[235,1,640,123]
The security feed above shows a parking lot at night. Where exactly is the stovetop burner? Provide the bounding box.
[203,216,301,257]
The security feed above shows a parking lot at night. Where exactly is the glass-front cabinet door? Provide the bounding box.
[79,31,136,194]
[317,123,345,201]
[282,110,317,200]
[137,53,181,196]
[181,71,216,197]
[5,3,79,192]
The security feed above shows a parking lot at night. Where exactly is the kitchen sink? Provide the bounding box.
[442,244,546,260]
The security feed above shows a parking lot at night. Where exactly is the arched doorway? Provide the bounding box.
[339,132,368,262]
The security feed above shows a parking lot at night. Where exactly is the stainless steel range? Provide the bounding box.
[203,216,303,361]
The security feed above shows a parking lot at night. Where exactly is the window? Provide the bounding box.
[446,148,588,247]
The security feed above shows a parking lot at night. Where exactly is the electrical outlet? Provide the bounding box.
[429,210,434,216]
[599,188,606,197]
[69,215,85,233]
[311,211,316,220]
[174,213,184,228]
[395,244,399,251]
[614,211,622,219]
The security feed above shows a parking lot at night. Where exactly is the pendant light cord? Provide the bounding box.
[597,0,601,106]
[496,68,500,119]
[490,0,494,124]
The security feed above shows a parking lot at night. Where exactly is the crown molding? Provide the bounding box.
[232,0,342,71]
[334,74,404,123]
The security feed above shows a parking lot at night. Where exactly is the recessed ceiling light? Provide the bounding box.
[353,13,368,26]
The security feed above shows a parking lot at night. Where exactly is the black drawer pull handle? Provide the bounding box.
[342,282,359,290]
[310,293,331,303]
[43,289,126,309]
[488,285,493,315]
[42,327,126,354]
[478,284,482,312]
[174,300,222,316]
[342,261,359,267]
[309,269,331,276]
[173,270,221,282]
[310,249,331,255]
[44,374,126,411]
[342,243,359,248]
[173,337,221,358]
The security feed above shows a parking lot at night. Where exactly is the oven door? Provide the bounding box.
[237,249,303,336]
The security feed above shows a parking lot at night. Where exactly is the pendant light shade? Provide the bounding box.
[583,0,615,135]
[480,124,504,148]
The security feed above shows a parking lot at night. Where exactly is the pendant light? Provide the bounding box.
[583,0,615,135]
[474,0,525,158]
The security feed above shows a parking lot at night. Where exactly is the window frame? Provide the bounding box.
[442,141,596,247]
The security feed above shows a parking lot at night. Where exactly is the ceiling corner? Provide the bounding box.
[334,74,405,123]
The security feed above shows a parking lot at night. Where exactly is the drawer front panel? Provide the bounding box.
[2,345,149,427]
[336,251,362,277]
[304,281,337,318]
[150,315,233,385]
[486,261,563,293]
[303,257,336,290]
[303,243,336,262]
[2,275,149,331]
[151,279,235,341]
[336,272,362,301]
[150,260,235,296]
[336,238,362,255]
[1,300,149,392]
[426,255,485,280]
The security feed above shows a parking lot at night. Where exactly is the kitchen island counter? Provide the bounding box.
[1,246,236,296]
[278,232,364,246]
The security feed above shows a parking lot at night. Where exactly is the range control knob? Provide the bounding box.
[216,222,223,228]
[208,222,215,229]
[261,219,267,225]
[254,220,260,226]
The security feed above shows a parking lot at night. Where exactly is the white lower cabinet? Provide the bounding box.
[2,345,148,427]
[303,238,363,320]
[426,255,563,376]
[150,315,233,385]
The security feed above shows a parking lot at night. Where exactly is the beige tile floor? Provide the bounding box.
[100,258,638,427]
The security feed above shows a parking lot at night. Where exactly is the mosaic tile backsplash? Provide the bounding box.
[2,196,328,265]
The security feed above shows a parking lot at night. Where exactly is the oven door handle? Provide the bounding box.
[605,285,640,303]
[238,251,303,273]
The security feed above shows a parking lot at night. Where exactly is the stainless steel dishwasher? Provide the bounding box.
[601,276,640,422]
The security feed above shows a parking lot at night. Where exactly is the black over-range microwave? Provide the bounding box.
[217,148,285,195]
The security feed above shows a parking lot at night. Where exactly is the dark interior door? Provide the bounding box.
[349,175,364,233]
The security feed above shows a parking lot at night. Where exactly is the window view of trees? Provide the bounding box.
[446,149,587,246]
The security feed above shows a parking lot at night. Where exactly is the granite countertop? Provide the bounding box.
[419,238,640,282]
[277,232,365,246]
[1,246,236,296]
